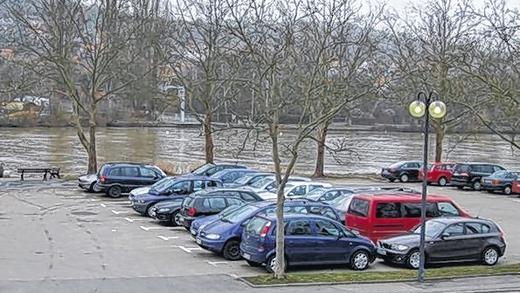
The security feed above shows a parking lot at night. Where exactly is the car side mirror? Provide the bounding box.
[441,233,450,240]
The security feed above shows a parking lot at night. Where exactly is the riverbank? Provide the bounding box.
[1,122,518,135]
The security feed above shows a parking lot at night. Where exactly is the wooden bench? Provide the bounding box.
[17,168,61,181]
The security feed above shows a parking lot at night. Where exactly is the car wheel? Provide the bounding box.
[406,249,420,269]
[222,240,241,261]
[350,250,370,270]
[438,177,448,186]
[473,181,482,191]
[146,204,156,217]
[169,211,179,226]
[504,186,512,195]
[107,186,122,198]
[265,254,286,274]
[400,174,409,183]
[482,246,499,266]
[246,260,262,267]
[88,182,96,193]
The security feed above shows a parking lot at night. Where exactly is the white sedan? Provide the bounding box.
[258,181,332,200]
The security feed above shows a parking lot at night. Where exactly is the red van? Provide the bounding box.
[513,178,520,194]
[418,162,455,186]
[345,192,470,243]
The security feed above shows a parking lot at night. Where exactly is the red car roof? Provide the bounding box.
[353,192,453,202]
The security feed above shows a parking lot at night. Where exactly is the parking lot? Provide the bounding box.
[1,178,519,285]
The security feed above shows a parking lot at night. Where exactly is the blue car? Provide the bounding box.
[129,175,223,216]
[190,204,244,237]
[210,168,258,186]
[239,214,376,272]
[482,170,519,195]
[195,199,341,260]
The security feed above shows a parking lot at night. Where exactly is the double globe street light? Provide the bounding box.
[408,91,447,283]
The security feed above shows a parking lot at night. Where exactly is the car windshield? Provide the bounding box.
[267,182,294,193]
[251,177,274,188]
[192,164,214,175]
[389,162,405,168]
[329,195,347,207]
[304,187,327,200]
[182,197,194,208]
[234,174,254,184]
[221,205,259,224]
[413,221,447,238]
[217,205,243,218]
[151,178,174,192]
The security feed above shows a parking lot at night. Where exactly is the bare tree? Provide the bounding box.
[384,0,480,161]
[5,0,156,173]
[227,0,381,278]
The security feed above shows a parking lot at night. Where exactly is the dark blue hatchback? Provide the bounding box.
[239,214,376,272]
[195,200,341,260]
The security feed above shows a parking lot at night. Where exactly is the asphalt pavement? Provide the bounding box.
[1,178,520,293]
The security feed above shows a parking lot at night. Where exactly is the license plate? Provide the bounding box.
[242,253,251,260]
[377,248,387,255]
[196,238,202,245]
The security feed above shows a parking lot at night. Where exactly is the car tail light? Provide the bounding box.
[460,173,469,177]
[260,222,271,237]
[187,207,196,217]
[99,176,106,183]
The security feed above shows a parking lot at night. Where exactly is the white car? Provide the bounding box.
[246,175,311,194]
[78,174,101,192]
[258,181,333,200]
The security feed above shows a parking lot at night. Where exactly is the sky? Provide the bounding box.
[383,0,520,12]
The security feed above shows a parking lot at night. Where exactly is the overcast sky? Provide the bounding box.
[383,0,520,12]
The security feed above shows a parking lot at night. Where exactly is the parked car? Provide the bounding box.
[227,172,274,188]
[377,217,506,268]
[177,189,263,229]
[189,204,245,236]
[246,176,311,194]
[513,177,520,194]
[78,173,101,193]
[194,199,341,260]
[482,170,520,195]
[94,163,166,198]
[210,168,258,186]
[240,214,376,272]
[381,161,423,183]
[128,176,173,198]
[191,163,247,177]
[302,186,356,202]
[418,162,455,186]
[345,192,470,242]
[129,176,223,216]
[451,163,505,191]
[258,181,333,200]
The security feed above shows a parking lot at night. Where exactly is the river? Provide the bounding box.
[0,127,518,176]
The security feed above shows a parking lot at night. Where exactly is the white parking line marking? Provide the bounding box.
[111,210,130,215]
[207,261,230,267]
[100,204,106,208]
[157,235,179,241]
[90,199,100,202]
[124,217,149,223]
[178,246,203,253]
[139,226,169,231]
[513,199,520,204]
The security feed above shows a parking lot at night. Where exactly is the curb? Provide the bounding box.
[237,272,520,288]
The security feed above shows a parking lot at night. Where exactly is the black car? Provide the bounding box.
[381,161,422,183]
[95,163,166,198]
[177,194,249,229]
[377,217,506,268]
[482,170,520,195]
[450,163,505,191]
[155,188,263,226]
[191,163,247,177]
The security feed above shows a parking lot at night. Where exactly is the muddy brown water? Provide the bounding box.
[0,127,518,175]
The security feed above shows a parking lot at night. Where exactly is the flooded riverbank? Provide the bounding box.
[0,127,518,176]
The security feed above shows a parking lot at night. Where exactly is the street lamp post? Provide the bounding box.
[408,91,447,283]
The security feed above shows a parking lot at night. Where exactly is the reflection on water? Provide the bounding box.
[0,127,518,175]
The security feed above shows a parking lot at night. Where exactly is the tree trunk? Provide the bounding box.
[87,104,98,174]
[270,122,286,279]
[204,114,214,163]
[434,124,445,162]
[313,122,329,177]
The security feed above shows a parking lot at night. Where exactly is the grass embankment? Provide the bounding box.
[244,263,520,285]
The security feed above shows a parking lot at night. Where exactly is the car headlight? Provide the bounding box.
[205,233,220,240]
[158,208,171,213]
[391,244,409,251]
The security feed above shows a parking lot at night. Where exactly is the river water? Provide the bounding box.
[0,127,518,176]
